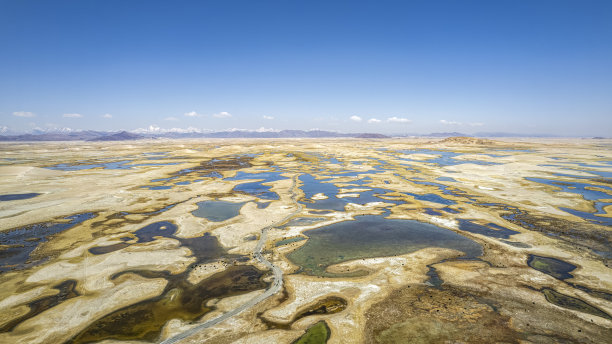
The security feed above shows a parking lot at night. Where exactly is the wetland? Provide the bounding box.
[0,138,611,344]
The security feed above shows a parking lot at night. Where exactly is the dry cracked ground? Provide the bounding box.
[0,137,611,344]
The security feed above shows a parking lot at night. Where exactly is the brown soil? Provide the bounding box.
[364,285,521,344]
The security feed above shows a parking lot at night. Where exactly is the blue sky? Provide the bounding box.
[1,1,611,135]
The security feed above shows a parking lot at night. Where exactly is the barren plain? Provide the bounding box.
[1,138,611,344]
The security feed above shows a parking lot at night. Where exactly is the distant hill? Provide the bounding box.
[439,136,497,145]
[0,129,569,141]
[426,132,561,138]
[473,132,559,138]
[356,133,390,138]
[426,132,468,137]
[89,131,144,141]
[0,131,106,141]
[200,130,355,138]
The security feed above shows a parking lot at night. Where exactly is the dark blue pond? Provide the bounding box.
[0,193,41,201]
[458,219,519,239]
[526,177,612,201]
[436,177,458,182]
[299,174,401,211]
[526,177,612,225]
[88,221,226,260]
[144,185,173,190]
[540,164,612,179]
[150,176,178,183]
[403,179,462,205]
[559,203,612,227]
[527,255,576,280]
[424,208,442,216]
[1,213,96,273]
[405,192,456,205]
[227,171,286,200]
[133,221,178,243]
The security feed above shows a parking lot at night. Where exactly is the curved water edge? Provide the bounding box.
[191,200,246,222]
[287,215,482,278]
[0,192,41,201]
[160,175,303,344]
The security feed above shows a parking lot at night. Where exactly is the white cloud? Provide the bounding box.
[440,119,461,125]
[213,111,232,118]
[32,125,74,133]
[469,122,484,127]
[102,113,112,119]
[184,111,202,117]
[387,116,411,123]
[226,127,279,132]
[165,116,179,121]
[0,126,9,133]
[13,111,35,118]
[368,118,381,124]
[262,115,274,120]
[350,115,362,122]
[63,113,83,118]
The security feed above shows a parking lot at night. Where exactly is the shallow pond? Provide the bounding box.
[526,177,612,226]
[559,203,612,227]
[47,160,133,171]
[275,237,306,247]
[46,160,180,171]
[0,193,41,201]
[227,171,286,200]
[299,174,400,211]
[70,265,268,343]
[527,255,576,280]
[397,149,502,166]
[400,176,470,204]
[191,201,246,222]
[282,217,328,228]
[72,221,252,343]
[542,288,611,320]
[0,213,96,273]
[458,219,519,239]
[292,321,330,344]
[525,177,611,201]
[287,215,482,277]
[436,176,458,182]
[0,280,79,333]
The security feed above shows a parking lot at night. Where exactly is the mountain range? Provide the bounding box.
[0,129,586,141]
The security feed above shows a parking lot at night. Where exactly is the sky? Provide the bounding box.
[1,0,611,136]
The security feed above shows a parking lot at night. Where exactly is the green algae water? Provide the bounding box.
[527,255,576,280]
[293,321,330,344]
[67,221,260,343]
[287,215,482,277]
[69,265,268,343]
[542,288,612,320]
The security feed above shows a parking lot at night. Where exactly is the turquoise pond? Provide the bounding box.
[191,201,246,222]
[287,215,482,277]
